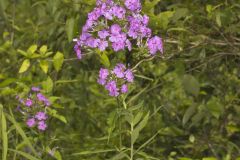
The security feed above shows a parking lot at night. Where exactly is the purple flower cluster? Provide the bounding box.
[26,112,48,131]
[98,63,134,97]
[16,87,50,131]
[124,0,141,11]
[74,0,163,59]
[147,36,163,55]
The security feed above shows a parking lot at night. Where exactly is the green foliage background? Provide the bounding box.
[0,0,240,159]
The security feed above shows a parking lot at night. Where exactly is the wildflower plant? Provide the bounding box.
[1,0,239,159]
[73,0,164,159]
[16,87,50,131]
[74,0,163,96]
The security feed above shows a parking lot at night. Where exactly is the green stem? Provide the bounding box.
[130,122,134,160]
[117,97,122,149]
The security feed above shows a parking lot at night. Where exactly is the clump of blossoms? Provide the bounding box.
[16,87,50,131]
[98,63,134,97]
[74,0,163,97]
[73,0,163,59]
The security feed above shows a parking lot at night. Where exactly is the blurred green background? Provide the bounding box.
[1,0,240,159]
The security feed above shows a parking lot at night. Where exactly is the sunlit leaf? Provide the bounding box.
[202,157,217,160]
[17,49,29,57]
[40,45,47,54]
[19,59,30,73]
[39,60,49,73]
[53,52,64,72]
[53,151,62,160]
[189,134,195,143]
[27,45,37,54]
[178,158,192,160]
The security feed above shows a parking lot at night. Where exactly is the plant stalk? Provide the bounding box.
[130,122,134,160]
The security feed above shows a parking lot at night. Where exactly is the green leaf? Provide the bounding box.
[66,17,75,42]
[55,114,67,123]
[157,11,175,29]
[107,111,116,142]
[131,129,140,146]
[17,49,29,57]
[182,74,200,96]
[39,60,49,73]
[206,5,213,13]
[47,108,67,123]
[27,45,37,54]
[97,51,110,67]
[42,76,53,93]
[0,78,16,88]
[202,157,217,160]
[8,149,40,160]
[40,45,47,54]
[133,112,143,127]
[16,139,29,150]
[178,158,192,160]
[0,0,8,11]
[19,59,30,73]
[143,0,161,13]
[0,40,11,53]
[42,52,53,58]
[29,53,41,59]
[125,113,133,125]
[0,104,8,160]
[191,110,205,127]
[46,147,62,160]
[54,151,62,160]
[206,97,224,119]
[135,112,149,132]
[0,87,15,96]
[182,105,196,126]
[53,52,64,72]
[189,134,195,143]
[171,8,189,22]
[132,112,149,145]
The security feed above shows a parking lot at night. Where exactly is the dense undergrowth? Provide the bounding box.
[0,0,240,159]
